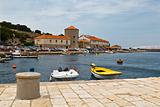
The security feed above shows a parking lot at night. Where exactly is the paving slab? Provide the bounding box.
[0,77,159,107]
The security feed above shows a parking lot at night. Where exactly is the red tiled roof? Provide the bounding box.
[35,35,70,40]
[65,26,78,30]
[84,35,109,43]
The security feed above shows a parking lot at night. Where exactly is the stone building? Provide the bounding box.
[79,35,110,49]
[34,35,70,48]
[64,26,79,48]
[110,45,122,50]
[34,26,110,49]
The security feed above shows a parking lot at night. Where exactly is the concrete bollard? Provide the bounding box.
[16,72,41,100]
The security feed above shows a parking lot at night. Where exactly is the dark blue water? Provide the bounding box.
[0,52,160,83]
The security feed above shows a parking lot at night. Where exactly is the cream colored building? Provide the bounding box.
[34,35,70,48]
[34,26,110,49]
[79,35,110,48]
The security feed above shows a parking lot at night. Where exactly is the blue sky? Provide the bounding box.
[0,0,160,47]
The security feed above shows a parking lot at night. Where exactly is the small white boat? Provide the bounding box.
[50,69,79,81]
[12,50,21,56]
[12,50,38,58]
[105,51,114,54]
[83,49,89,54]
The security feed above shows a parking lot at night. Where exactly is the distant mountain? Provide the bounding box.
[133,46,160,49]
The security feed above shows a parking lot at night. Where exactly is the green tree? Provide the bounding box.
[0,21,32,32]
[58,34,64,36]
[35,30,41,34]
[44,32,52,35]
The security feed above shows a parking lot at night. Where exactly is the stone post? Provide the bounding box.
[16,72,41,100]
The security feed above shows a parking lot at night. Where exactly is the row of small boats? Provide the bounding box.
[0,50,38,63]
[12,50,38,58]
[49,64,122,81]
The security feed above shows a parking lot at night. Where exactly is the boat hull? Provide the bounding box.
[50,69,79,81]
[12,56,38,58]
[90,67,122,79]
[50,76,78,81]
[91,71,119,79]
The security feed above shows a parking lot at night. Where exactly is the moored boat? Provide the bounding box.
[50,68,79,81]
[12,50,38,58]
[90,63,122,79]
[12,55,38,58]
[12,50,21,56]
[105,51,114,54]
[0,58,6,63]
[116,59,124,64]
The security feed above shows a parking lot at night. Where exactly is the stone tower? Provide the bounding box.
[64,26,79,48]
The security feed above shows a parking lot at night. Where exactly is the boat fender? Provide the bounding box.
[12,64,17,69]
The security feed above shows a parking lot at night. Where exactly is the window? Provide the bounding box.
[66,41,68,44]
[61,40,63,43]
[73,36,76,38]
[73,41,75,43]
[55,40,57,43]
[50,40,52,43]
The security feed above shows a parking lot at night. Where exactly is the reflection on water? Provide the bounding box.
[0,52,160,83]
[63,55,79,62]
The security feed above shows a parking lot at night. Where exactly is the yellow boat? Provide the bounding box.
[90,64,122,78]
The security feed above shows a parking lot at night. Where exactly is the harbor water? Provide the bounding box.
[0,52,160,83]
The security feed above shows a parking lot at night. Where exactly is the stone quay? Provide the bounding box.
[0,77,160,107]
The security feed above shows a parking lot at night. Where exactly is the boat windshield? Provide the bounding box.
[58,67,62,72]
[63,67,69,71]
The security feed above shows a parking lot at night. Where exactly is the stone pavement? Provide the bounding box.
[0,77,160,107]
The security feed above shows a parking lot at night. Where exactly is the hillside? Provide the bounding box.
[0,21,41,46]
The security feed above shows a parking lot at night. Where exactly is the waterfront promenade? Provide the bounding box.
[0,77,160,107]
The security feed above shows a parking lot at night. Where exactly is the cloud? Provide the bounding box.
[0,0,160,20]
[0,0,160,47]
[33,0,160,19]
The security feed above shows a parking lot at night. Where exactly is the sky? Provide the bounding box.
[0,0,160,47]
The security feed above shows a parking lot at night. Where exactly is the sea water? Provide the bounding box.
[0,52,160,83]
